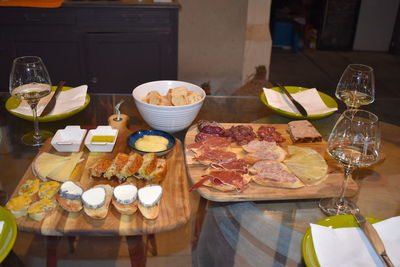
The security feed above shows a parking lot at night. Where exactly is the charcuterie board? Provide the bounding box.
[184,123,358,202]
[10,120,191,236]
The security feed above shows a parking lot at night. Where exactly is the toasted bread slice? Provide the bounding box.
[18,178,40,199]
[28,197,57,221]
[56,181,84,213]
[137,153,157,178]
[90,156,113,178]
[138,202,160,220]
[56,194,83,213]
[39,181,60,199]
[104,153,130,180]
[117,153,143,179]
[83,184,113,220]
[138,185,162,220]
[144,158,167,182]
[6,195,33,219]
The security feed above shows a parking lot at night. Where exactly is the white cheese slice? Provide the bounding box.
[138,185,162,207]
[113,184,137,205]
[60,181,83,200]
[33,152,72,181]
[82,187,106,209]
[47,152,83,182]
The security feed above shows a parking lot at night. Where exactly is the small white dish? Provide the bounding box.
[84,126,118,152]
[51,126,87,152]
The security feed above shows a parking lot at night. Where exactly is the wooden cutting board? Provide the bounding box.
[184,123,358,202]
[11,119,191,236]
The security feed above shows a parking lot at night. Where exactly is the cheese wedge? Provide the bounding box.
[33,152,72,181]
[47,152,83,182]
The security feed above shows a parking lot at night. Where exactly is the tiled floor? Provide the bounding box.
[268,48,400,126]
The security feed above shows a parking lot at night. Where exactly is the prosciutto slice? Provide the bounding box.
[187,136,231,151]
[190,170,246,192]
[210,159,248,174]
[193,147,237,163]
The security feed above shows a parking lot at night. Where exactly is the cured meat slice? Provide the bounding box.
[190,170,250,192]
[257,126,285,143]
[242,140,278,153]
[195,132,221,142]
[192,147,237,165]
[250,161,304,188]
[197,120,225,136]
[243,145,287,164]
[210,159,248,174]
[224,125,257,145]
[187,136,231,151]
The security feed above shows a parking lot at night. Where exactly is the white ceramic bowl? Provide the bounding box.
[84,126,118,152]
[132,80,205,133]
[51,126,87,152]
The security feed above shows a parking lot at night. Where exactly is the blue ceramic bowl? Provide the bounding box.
[127,129,176,156]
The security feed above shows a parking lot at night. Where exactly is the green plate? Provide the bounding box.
[5,86,90,122]
[260,86,338,120]
[0,206,17,263]
[302,214,381,267]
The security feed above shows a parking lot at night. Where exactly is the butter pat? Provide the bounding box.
[135,135,168,152]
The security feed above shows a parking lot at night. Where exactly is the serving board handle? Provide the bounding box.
[108,114,129,133]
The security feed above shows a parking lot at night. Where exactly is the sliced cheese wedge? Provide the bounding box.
[33,152,72,181]
[47,152,83,182]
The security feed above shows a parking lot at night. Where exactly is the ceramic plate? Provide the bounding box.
[0,206,17,263]
[302,214,381,267]
[260,86,338,120]
[5,86,90,122]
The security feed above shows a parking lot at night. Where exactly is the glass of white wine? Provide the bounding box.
[319,109,380,215]
[9,56,53,146]
[335,64,375,109]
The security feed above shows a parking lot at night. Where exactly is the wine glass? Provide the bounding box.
[9,56,53,146]
[319,109,380,215]
[335,64,375,109]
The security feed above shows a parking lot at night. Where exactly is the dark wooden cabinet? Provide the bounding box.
[0,3,179,93]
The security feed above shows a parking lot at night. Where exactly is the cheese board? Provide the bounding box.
[8,115,191,236]
[184,123,358,202]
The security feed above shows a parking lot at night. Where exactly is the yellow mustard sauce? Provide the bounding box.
[135,135,168,152]
[91,135,115,143]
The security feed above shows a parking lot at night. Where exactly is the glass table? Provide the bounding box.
[0,93,399,266]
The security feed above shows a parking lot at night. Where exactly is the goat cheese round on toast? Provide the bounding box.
[82,187,106,209]
[59,181,83,200]
[138,185,162,208]
[113,184,137,205]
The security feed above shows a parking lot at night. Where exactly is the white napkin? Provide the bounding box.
[11,85,88,116]
[263,87,337,115]
[311,216,400,267]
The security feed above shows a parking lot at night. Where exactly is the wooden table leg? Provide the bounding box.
[126,236,146,267]
[46,236,61,267]
[191,197,208,250]
[146,234,157,256]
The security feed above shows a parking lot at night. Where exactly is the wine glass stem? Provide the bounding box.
[30,102,41,141]
[337,166,354,207]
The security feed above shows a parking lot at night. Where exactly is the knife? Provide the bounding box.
[40,81,65,117]
[276,83,308,117]
[352,210,394,267]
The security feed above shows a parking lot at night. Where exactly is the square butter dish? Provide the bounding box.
[84,126,118,152]
[51,126,87,152]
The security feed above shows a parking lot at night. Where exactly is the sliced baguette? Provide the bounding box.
[138,185,162,220]
[83,184,113,220]
[56,181,84,213]
[28,197,58,221]
[112,183,138,215]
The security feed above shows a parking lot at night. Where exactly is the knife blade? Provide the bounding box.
[40,81,65,117]
[276,83,308,117]
[352,210,394,267]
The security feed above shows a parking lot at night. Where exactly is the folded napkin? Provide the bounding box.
[11,85,88,117]
[263,87,337,115]
[311,216,400,267]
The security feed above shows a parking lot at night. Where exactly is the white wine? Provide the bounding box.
[12,83,51,103]
[328,145,378,168]
[336,90,374,108]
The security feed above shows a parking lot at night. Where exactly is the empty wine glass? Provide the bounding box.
[335,64,375,109]
[9,56,53,146]
[319,109,380,215]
